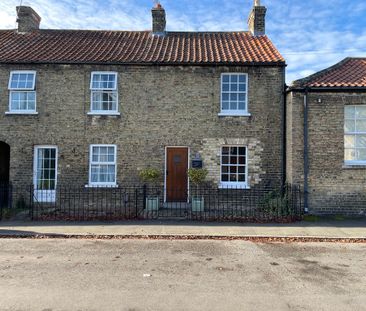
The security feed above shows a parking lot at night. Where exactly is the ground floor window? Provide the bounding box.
[345,105,366,165]
[89,145,117,186]
[33,146,58,202]
[220,146,248,188]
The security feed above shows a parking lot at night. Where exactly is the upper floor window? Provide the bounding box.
[89,72,119,115]
[7,71,37,114]
[219,73,248,116]
[220,146,248,189]
[345,105,366,165]
[89,145,117,186]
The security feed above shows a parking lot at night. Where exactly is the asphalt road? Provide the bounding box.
[0,239,365,311]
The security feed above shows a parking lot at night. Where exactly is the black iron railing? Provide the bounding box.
[0,183,303,222]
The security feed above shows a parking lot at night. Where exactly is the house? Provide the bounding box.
[286,58,366,216]
[0,1,286,209]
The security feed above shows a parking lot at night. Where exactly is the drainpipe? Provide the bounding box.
[282,82,287,190]
[303,88,309,213]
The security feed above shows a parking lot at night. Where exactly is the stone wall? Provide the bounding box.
[0,64,284,190]
[287,91,366,215]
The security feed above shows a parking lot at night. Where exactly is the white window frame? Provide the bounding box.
[88,144,117,187]
[88,71,119,115]
[219,73,250,117]
[219,146,249,189]
[344,105,366,166]
[33,145,58,203]
[7,70,37,115]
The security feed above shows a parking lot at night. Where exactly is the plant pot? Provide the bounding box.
[146,196,159,211]
[191,196,204,212]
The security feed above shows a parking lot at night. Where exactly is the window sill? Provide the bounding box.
[85,184,119,188]
[5,111,38,115]
[218,112,251,117]
[87,112,120,116]
[343,164,366,169]
[219,183,250,189]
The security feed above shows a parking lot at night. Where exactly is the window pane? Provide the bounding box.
[222,75,230,83]
[230,157,237,165]
[238,101,245,110]
[238,75,246,83]
[230,93,238,101]
[231,75,238,83]
[345,149,356,161]
[358,149,366,161]
[356,135,366,148]
[221,166,228,173]
[345,106,355,119]
[222,84,229,92]
[238,156,246,164]
[230,175,237,182]
[222,156,229,164]
[222,93,229,101]
[222,101,229,110]
[222,147,229,155]
[356,120,366,132]
[239,84,246,92]
[231,84,238,92]
[344,120,355,132]
[344,135,355,148]
[238,166,245,174]
[221,174,229,182]
[356,106,366,118]
[230,101,237,110]
[230,147,238,155]
[230,166,237,174]
[238,174,246,182]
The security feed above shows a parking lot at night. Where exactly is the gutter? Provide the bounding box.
[287,86,366,93]
[303,88,309,213]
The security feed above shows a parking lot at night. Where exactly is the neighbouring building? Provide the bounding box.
[0,2,286,206]
[287,58,366,216]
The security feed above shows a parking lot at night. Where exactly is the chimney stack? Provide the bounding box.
[247,0,266,36]
[151,2,166,35]
[16,6,41,33]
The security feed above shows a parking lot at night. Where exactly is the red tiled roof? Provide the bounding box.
[293,58,366,88]
[0,30,285,65]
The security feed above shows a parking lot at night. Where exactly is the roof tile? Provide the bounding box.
[293,58,366,88]
[0,29,284,65]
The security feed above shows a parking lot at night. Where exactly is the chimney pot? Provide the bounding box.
[152,2,166,35]
[248,0,266,36]
[16,6,41,33]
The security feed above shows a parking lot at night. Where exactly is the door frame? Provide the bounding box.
[164,146,190,203]
[33,145,58,203]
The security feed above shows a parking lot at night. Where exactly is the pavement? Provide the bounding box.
[0,219,365,239]
[1,238,365,311]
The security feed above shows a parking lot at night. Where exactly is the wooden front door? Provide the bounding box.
[166,147,188,202]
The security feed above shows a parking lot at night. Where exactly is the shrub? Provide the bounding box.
[187,168,208,186]
[139,168,161,184]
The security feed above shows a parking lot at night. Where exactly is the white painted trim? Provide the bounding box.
[88,144,117,187]
[219,145,249,189]
[164,146,190,203]
[33,145,58,203]
[90,71,118,90]
[5,111,38,115]
[9,90,37,114]
[218,112,251,117]
[220,72,249,115]
[87,112,120,116]
[89,72,119,114]
[8,70,37,90]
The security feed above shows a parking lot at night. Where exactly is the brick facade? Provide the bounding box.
[286,91,366,216]
[0,64,285,190]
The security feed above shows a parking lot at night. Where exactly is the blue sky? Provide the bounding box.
[1,0,366,83]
